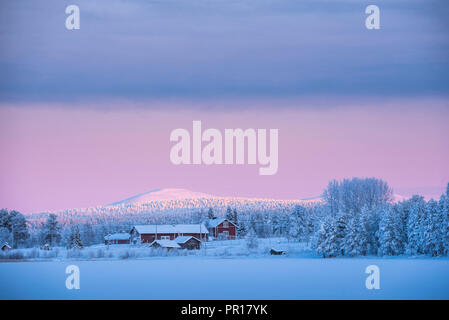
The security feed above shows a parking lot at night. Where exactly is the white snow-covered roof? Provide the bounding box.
[133,224,209,235]
[174,236,201,244]
[104,233,130,240]
[204,218,236,228]
[149,240,181,248]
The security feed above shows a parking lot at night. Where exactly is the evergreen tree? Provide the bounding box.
[9,210,30,248]
[68,226,83,249]
[335,212,348,256]
[394,201,411,251]
[315,216,338,258]
[423,199,443,256]
[246,226,258,249]
[207,208,216,220]
[378,206,403,256]
[237,220,247,238]
[288,205,312,243]
[440,193,449,256]
[272,215,281,237]
[81,222,95,247]
[343,215,369,256]
[0,227,11,245]
[359,206,378,255]
[0,209,11,231]
[41,214,61,246]
[232,209,238,226]
[225,206,233,221]
[406,196,426,255]
[0,209,30,248]
[288,208,300,241]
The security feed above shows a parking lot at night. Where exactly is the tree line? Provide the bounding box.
[1,178,448,257]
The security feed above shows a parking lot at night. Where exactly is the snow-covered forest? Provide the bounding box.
[1,178,448,258]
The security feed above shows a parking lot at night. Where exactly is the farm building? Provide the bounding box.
[1,243,12,251]
[204,218,237,240]
[148,240,181,250]
[130,224,208,245]
[174,236,201,250]
[104,233,130,245]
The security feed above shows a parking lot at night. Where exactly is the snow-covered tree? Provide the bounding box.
[288,209,300,241]
[335,212,348,256]
[68,226,83,249]
[423,199,443,256]
[225,206,233,221]
[315,216,338,258]
[9,210,30,248]
[207,208,216,220]
[439,192,449,256]
[394,201,411,251]
[41,214,61,246]
[0,227,11,245]
[358,206,379,255]
[0,209,29,247]
[343,214,369,256]
[0,209,10,230]
[288,205,313,243]
[323,177,393,215]
[237,219,247,238]
[406,196,426,255]
[81,222,95,247]
[378,205,403,256]
[246,226,258,250]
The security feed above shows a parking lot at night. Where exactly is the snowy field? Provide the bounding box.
[1,238,448,299]
[1,256,449,299]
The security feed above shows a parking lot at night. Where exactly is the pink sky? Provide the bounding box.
[0,98,448,213]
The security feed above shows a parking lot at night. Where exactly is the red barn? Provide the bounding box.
[130,224,209,245]
[205,218,237,240]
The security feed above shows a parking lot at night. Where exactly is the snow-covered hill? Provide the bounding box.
[26,188,306,226]
[108,188,216,206]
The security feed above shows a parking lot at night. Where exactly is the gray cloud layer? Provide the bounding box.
[0,0,448,102]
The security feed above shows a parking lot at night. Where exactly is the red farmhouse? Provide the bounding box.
[205,218,237,240]
[130,224,209,244]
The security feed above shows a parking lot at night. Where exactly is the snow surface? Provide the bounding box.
[1,238,448,299]
[1,258,448,299]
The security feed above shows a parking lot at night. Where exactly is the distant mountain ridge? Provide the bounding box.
[106,187,408,207]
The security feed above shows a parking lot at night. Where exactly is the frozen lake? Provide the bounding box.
[1,257,448,299]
